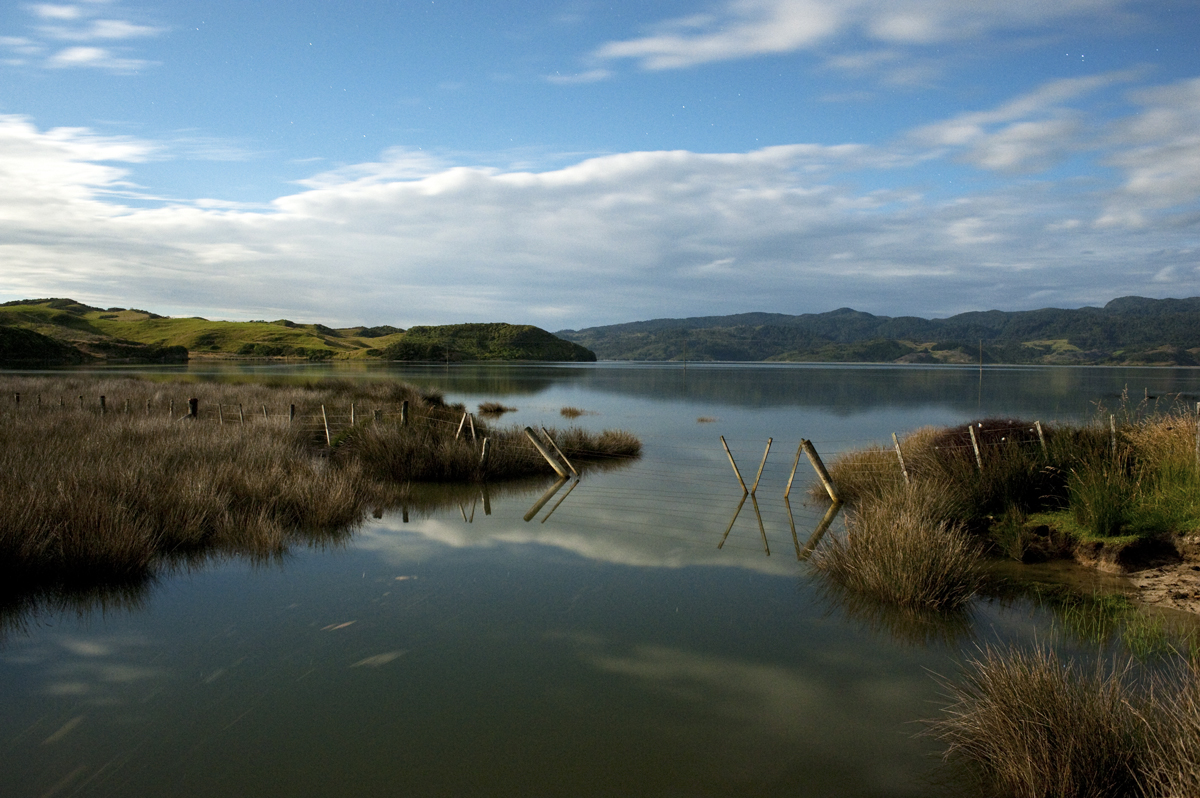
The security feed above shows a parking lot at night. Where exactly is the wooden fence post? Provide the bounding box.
[99,395,106,415]
[540,427,578,477]
[401,400,408,427]
[479,437,490,470]
[524,427,568,477]
[350,403,356,426]
[238,404,245,425]
[720,436,749,495]
[784,442,804,499]
[218,404,225,425]
[188,398,198,419]
[801,439,839,503]
[467,413,476,441]
[322,405,331,446]
[892,432,910,486]
[456,412,468,440]
[1036,421,1047,457]
[968,425,983,471]
[1110,414,1117,456]
[750,438,772,495]
[289,404,296,423]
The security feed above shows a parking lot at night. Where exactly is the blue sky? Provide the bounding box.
[2,0,1199,328]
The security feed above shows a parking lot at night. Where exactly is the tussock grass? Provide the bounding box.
[930,646,1150,798]
[559,406,591,418]
[931,645,1200,798]
[477,401,516,416]
[811,482,982,610]
[0,375,640,595]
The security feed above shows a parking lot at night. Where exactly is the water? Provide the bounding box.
[2,363,1197,797]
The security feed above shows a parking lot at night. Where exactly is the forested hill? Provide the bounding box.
[555,297,1200,365]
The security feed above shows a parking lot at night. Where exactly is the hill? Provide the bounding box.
[0,299,595,365]
[555,297,1200,365]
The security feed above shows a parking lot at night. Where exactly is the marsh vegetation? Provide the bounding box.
[0,374,639,597]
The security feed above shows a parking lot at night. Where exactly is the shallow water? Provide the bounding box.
[2,362,1197,796]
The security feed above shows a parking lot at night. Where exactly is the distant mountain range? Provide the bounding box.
[556,297,1200,365]
[0,298,594,365]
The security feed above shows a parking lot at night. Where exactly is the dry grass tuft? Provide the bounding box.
[477,401,517,416]
[930,645,1149,798]
[812,481,982,610]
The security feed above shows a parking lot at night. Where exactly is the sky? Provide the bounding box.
[1,0,1199,329]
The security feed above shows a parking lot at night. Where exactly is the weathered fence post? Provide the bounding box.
[1036,420,1048,457]
[479,437,490,470]
[467,413,476,441]
[322,405,331,446]
[218,404,225,425]
[720,436,749,495]
[99,395,106,415]
[525,427,568,477]
[968,425,983,471]
[289,404,296,423]
[373,409,382,424]
[401,400,409,427]
[892,432,910,486]
[801,439,839,503]
[784,442,804,499]
[188,398,198,419]
[750,438,772,495]
[350,403,356,426]
[238,404,245,425]
[540,427,578,477]
[455,412,468,440]
[1110,414,1118,456]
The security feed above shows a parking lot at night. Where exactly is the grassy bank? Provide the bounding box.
[0,375,639,591]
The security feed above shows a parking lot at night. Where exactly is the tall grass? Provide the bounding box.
[0,375,640,596]
[930,646,1150,798]
[930,645,1200,798]
[811,482,983,610]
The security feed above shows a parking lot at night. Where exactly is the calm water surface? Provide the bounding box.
[3,363,1198,797]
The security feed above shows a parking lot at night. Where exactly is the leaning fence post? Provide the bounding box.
[750,438,772,495]
[467,413,476,441]
[540,427,579,477]
[968,425,983,471]
[783,442,804,499]
[238,404,245,425]
[720,436,749,495]
[479,437,490,470]
[524,427,568,478]
[322,405,331,446]
[801,439,839,503]
[892,432,910,486]
[455,412,468,440]
[218,404,225,425]
[1035,420,1047,457]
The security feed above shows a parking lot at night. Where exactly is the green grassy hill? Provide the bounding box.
[0,299,595,365]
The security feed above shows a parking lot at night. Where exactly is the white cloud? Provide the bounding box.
[592,0,1128,71]
[29,4,83,21]
[45,44,149,70]
[3,84,1200,327]
[546,68,612,85]
[1100,77,1200,224]
[909,70,1141,173]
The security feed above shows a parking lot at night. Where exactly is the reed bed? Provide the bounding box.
[0,375,640,590]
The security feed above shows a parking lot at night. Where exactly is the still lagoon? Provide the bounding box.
[2,362,1196,797]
